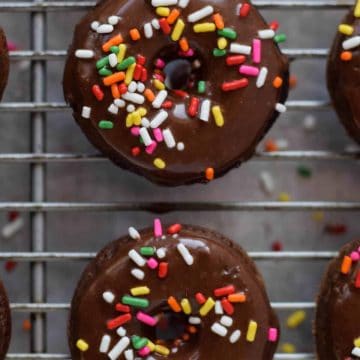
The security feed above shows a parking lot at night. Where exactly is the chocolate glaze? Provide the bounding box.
[64,0,289,186]
[0,280,11,359]
[0,27,9,100]
[315,239,360,359]
[327,7,360,144]
[69,224,279,359]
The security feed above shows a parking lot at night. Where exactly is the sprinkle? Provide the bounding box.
[188,97,200,117]
[195,292,206,304]
[228,293,246,303]
[137,311,158,326]
[116,303,131,313]
[130,286,150,296]
[108,15,120,25]
[155,345,170,356]
[193,23,216,33]
[229,330,241,343]
[171,19,185,41]
[211,323,228,337]
[179,37,190,52]
[214,285,235,297]
[99,335,111,353]
[269,20,280,31]
[213,13,225,29]
[167,8,180,24]
[108,103,119,115]
[222,78,249,91]
[142,23,153,39]
[198,99,211,122]
[258,29,275,39]
[340,51,353,61]
[181,298,192,314]
[159,18,172,35]
[212,106,224,127]
[151,0,177,6]
[246,320,258,342]
[226,55,246,66]
[342,36,360,50]
[220,315,233,327]
[188,6,214,22]
[129,28,141,41]
[230,43,251,55]
[338,24,354,35]
[151,110,169,128]
[91,21,100,31]
[239,3,251,17]
[287,310,306,328]
[177,243,194,265]
[178,0,190,7]
[125,63,136,84]
[103,72,125,86]
[274,33,287,43]
[139,127,153,146]
[122,295,149,308]
[177,142,184,151]
[158,262,168,278]
[154,158,166,169]
[163,128,176,148]
[352,348,360,357]
[189,316,201,324]
[92,85,104,101]
[117,44,127,63]
[147,257,159,269]
[156,247,167,258]
[356,338,360,347]
[253,39,261,63]
[213,48,227,57]
[122,93,145,105]
[341,255,352,274]
[75,49,95,59]
[221,298,234,315]
[98,120,114,129]
[76,339,89,352]
[168,296,182,312]
[103,291,115,304]
[255,66,268,88]
[156,6,170,16]
[108,337,130,360]
[275,103,287,113]
[103,34,123,52]
[268,328,278,342]
[281,343,296,353]
[124,349,134,360]
[239,65,259,77]
[199,297,215,316]
[97,24,114,34]
[132,336,148,349]
[167,223,182,234]
[355,0,360,17]
[107,314,132,330]
[128,249,146,267]
[152,90,168,109]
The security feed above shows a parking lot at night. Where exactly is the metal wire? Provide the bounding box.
[0,0,358,359]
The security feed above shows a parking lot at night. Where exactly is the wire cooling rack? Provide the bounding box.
[0,0,359,359]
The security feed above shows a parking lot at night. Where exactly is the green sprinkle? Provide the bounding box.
[197,81,206,94]
[96,56,109,69]
[132,336,148,350]
[213,48,227,57]
[117,56,136,71]
[110,46,120,54]
[98,67,113,76]
[98,120,114,129]
[140,247,155,256]
[122,295,149,308]
[297,165,312,178]
[274,33,287,43]
[217,28,237,40]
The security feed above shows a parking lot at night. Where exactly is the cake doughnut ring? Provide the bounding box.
[0,27,9,101]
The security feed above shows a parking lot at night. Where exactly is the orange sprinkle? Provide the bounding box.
[130,28,141,41]
[111,84,120,99]
[22,319,32,331]
[228,293,247,303]
[144,88,155,102]
[340,51,352,61]
[341,255,352,274]
[102,34,123,52]
[182,333,190,341]
[264,139,278,152]
[167,9,180,24]
[205,167,214,181]
[179,37,189,52]
[289,75,297,89]
[168,296,181,313]
[272,76,283,88]
[103,72,125,86]
[187,325,197,334]
[213,13,225,29]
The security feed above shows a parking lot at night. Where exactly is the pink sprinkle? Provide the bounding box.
[131,126,140,136]
[351,251,360,261]
[154,218,163,237]
[138,346,151,356]
[145,141,157,154]
[178,49,194,57]
[147,257,158,269]
[155,58,165,69]
[153,128,163,142]
[239,65,259,77]
[153,73,165,82]
[268,327,278,342]
[7,41,18,51]
[252,39,261,64]
[137,311,158,327]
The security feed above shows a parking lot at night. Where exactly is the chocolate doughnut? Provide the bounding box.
[0,27,9,100]
[0,280,11,359]
[315,239,360,359]
[64,0,289,185]
[69,221,280,359]
[327,4,360,144]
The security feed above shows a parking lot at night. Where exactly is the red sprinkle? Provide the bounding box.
[172,89,189,98]
[239,3,251,17]
[107,314,132,330]
[195,292,206,305]
[141,68,148,82]
[221,298,234,315]
[131,146,141,157]
[158,262,169,279]
[269,20,280,31]
[162,100,174,109]
[355,270,360,288]
[133,64,143,81]
[188,97,200,117]
[159,18,171,35]
[118,83,128,95]
[222,78,249,92]
[115,303,131,313]
[271,241,283,251]
[324,224,347,235]
[214,285,235,297]
[91,85,104,101]
[5,261,17,272]
[8,211,19,221]
[136,54,146,65]
[226,55,246,66]
[167,223,182,234]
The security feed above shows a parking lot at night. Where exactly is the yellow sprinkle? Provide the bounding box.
[338,24,354,36]
[281,343,296,353]
[130,286,150,296]
[138,107,147,117]
[181,298,192,315]
[154,158,166,169]
[126,113,134,128]
[153,79,166,90]
[155,345,170,356]
[147,340,156,351]
[132,111,142,126]
[193,23,216,33]
[217,37,228,50]
[212,106,224,127]
[286,310,306,328]
[354,337,360,347]
[246,320,257,342]
[199,297,215,316]
[171,19,185,41]
[312,211,324,222]
[278,192,291,202]
[125,63,136,85]
[355,0,360,17]
[76,339,89,352]
[156,6,170,16]
[117,44,127,63]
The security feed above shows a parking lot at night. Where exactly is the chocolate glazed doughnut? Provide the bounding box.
[0,27,9,100]
[69,222,280,359]
[327,5,360,144]
[0,280,11,359]
[63,0,289,186]
[315,239,360,359]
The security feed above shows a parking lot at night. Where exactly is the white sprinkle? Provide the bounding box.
[192,59,201,69]
[276,138,288,150]
[303,114,317,131]
[178,0,190,7]
[256,67,268,88]
[126,104,136,113]
[199,99,211,122]
[275,103,287,113]
[230,43,251,55]
[102,291,115,304]
[1,218,24,239]
[122,92,145,104]
[128,226,140,239]
[220,316,233,328]
[229,329,241,343]
[151,0,177,6]
[116,327,127,337]
[211,323,228,337]
[108,336,130,360]
[131,268,145,280]
[108,16,120,25]
[177,243,194,266]
[81,106,91,119]
[236,3,242,14]
[141,117,150,128]
[177,142,185,151]
[342,35,360,50]
[151,19,160,30]
[150,110,169,128]
[258,29,275,39]
[75,49,95,59]
[152,90,168,108]
[156,247,167,258]
[124,349,134,360]
[128,249,146,267]
[128,81,137,93]
[139,127,153,146]
[114,99,126,108]
[144,23,153,39]
[188,316,201,325]
[259,171,275,195]
[97,24,114,34]
[352,348,360,357]
[188,5,214,23]
[163,128,176,148]
[108,103,119,115]
[137,82,145,93]
[91,21,100,31]
[99,334,111,353]
[109,53,118,68]
[215,300,224,315]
